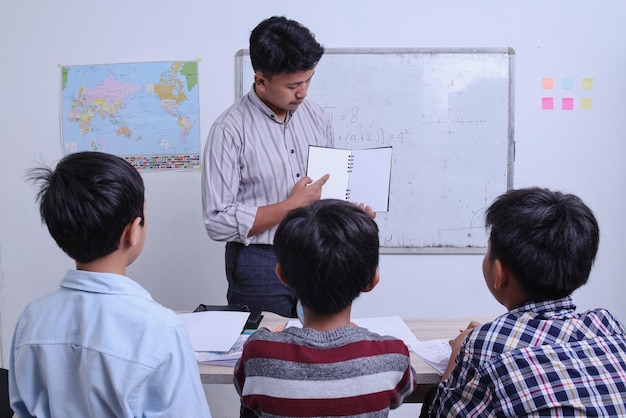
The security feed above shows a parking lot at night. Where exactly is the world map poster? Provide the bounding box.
[61,61,200,170]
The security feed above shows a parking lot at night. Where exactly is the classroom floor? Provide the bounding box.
[203,384,424,418]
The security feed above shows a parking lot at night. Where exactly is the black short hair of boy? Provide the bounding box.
[273,199,379,315]
[485,187,599,301]
[27,151,145,264]
[249,16,324,76]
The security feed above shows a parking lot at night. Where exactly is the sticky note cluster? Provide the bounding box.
[541,77,593,110]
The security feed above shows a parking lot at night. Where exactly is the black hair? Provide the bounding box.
[273,199,379,315]
[485,187,599,301]
[249,16,324,76]
[27,151,145,263]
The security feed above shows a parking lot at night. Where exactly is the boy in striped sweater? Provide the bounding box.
[234,199,417,417]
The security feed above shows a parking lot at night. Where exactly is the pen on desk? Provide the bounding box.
[272,324,286,332]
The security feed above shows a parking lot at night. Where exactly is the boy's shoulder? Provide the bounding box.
[17,270,181,336]
[240,326,411,375]
[464,301,626,358]
[14,273,187,367]
[245,325,409,352]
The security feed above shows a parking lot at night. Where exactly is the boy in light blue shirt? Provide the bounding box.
[10,151,211,417]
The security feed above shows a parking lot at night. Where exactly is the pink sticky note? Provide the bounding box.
[542,97,554,110]
[542,78,554,89]
[562,98,574,110]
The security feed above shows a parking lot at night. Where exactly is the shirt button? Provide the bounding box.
[296,173,301,178]
[290,149,295,154]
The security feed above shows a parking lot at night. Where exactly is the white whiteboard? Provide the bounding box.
[236,48,515,253]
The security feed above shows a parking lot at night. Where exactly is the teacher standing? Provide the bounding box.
[201,16,333,317]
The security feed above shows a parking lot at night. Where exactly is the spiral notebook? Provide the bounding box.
[306,145,392,212]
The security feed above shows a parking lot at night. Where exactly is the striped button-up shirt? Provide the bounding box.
[202,86,334,245]
[429,297,626,417]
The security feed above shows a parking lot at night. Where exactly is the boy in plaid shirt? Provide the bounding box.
[424,187,626,417]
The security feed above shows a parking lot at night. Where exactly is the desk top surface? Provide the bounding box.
[198,313,492,385]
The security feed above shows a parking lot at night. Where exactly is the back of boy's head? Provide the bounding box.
[249,16,324,76]
[485,187,599,301]
[273,199,379,315]
[28,151,145,264]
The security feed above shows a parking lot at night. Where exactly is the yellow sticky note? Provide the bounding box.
[542,77,554,89]
[581,97,593,110]
[582,78,594,90]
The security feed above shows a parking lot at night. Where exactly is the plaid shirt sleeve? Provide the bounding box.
[429,335,494,417]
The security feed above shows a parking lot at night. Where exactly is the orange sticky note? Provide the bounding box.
[562,98,574,110]
[542,97,554,109]
[581,97,593,110]
[542,77,554,89]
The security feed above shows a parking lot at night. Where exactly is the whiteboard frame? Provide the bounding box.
[236,47,515,255]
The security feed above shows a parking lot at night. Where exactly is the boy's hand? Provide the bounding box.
[449,321,480,355]
[441,321,480,380]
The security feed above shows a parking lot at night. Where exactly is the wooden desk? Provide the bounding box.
[198,313,484,402]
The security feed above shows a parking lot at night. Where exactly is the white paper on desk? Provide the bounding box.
[411,339,452,375]
[179,311,250,352]
[286,315,420,349]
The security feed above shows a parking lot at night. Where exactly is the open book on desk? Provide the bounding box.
[306,146,392,212]
[410,339,452,375]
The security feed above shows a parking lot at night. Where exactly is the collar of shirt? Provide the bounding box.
[60,269,153,299]
[248,84,294,124]
[509,296,576,319]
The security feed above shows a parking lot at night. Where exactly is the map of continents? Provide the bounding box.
[61,61,200,169]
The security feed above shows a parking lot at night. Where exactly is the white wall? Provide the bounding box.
[1,0,625,376]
